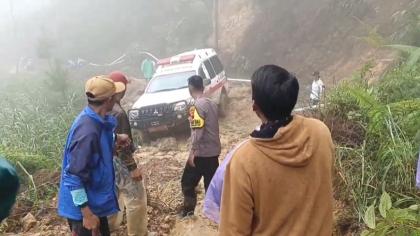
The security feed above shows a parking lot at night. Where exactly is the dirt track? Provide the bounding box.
[131,84,258,236]
[1,78,258,236]
[2,79,356,235]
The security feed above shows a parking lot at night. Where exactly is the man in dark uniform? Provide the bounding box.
[180,75,221,217]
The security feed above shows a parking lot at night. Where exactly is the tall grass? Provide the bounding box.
[0,68,84,173]
[326,64,420,224]
[0,68,86,233]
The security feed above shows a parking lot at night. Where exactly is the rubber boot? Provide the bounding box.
[181,196,197,218]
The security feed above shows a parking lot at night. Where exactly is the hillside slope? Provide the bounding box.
[219,0,419,83]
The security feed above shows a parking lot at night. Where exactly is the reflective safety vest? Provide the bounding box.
[189,106,205,129]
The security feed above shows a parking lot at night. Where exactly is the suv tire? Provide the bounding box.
[133,130,151,145]
[219,90,229,118]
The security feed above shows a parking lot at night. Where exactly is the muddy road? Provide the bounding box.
[131,84,258,236]
[3,80,352,236]
[2,82,258,236]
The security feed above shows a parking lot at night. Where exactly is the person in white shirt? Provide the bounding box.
[310,71,325,106]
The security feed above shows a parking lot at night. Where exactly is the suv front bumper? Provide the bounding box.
[130,110,189,132]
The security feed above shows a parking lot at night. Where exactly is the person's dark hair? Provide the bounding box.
[251,65,299,120]
[86,92,106,106]
[188,75,204,91]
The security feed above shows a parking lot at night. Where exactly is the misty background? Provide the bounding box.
[1,0,420,83]
[0,0,213,76]
[1,1,420,235]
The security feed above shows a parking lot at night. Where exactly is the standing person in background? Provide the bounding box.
[180,75,221,218]
[58,76,129,236]
[310,71,325,106]
[219,65,334,235]
[141,58,155,81]
[0,157,19,223]
[107,71,148,236]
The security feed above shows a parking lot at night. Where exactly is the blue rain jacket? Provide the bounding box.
[58,106,118,220]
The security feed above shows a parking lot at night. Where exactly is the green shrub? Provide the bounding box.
[361,192,420,236]
[325,79,368,121]
[0,70,84,171]
[377,67,420,104]
[325,62,420,225]
[335,116,418,219]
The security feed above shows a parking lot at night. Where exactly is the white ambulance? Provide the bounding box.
[129,48,229,141]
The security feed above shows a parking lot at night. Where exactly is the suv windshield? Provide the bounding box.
[146,71,196,93]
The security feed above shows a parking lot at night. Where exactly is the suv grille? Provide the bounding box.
[139,104,174,118]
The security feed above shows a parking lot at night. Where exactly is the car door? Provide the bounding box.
[209,55,225,100]
[198,65,211,87]
[198,64,212,96]
[203,59,219,102]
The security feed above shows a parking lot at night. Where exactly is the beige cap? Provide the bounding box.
[85,76,125,101]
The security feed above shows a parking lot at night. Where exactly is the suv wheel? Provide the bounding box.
[219,91,229,118]
[133,130,151,145]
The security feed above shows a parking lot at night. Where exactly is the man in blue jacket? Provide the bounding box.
[58,76,130,236]
[0,157,19,223]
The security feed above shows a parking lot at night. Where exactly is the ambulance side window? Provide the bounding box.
[203,60,216,79]
[199,65,211,86]
[198,66,206,79]
[210,56,224,75]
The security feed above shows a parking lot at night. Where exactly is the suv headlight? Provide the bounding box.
[186,97,195,106]
[129,110,139,119]
[174,101,187,111]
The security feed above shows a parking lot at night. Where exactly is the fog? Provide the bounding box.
[1,0,417,80]
[0,0,50,24]
[0,0,213,76]
[1,2,420,234]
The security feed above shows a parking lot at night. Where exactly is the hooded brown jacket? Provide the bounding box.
[219,115,334,236]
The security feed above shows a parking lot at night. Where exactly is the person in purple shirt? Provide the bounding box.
[203,141,247,223]
[416,150,420,189]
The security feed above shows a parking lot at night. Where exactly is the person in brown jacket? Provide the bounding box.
[219,65,334,236]
[107,71,148,236]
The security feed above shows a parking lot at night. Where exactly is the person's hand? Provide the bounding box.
[81,206,100,231]
[130,167,143,181]
[92,228,100,236]
[188,151,195,167]
[116,134,131,148]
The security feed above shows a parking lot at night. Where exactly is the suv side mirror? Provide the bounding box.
[204,78,211,86]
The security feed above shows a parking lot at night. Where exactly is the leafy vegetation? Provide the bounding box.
[0,64,85,233]
[325,58,420,233]
[362,192,420,236]
[0,68,84,173]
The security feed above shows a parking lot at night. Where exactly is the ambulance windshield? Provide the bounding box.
[146,71,196,93]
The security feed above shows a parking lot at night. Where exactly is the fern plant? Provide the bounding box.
[386,44,420,67]
[327,61,420,227]
[378,67,420,103]
[348,83,420,142]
